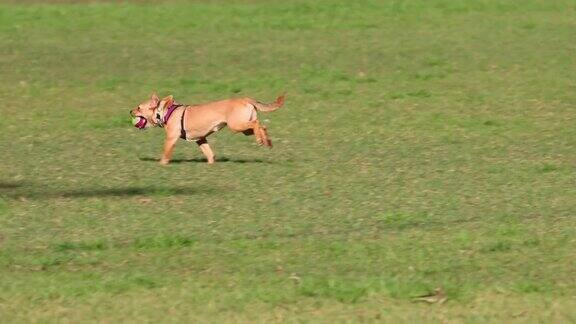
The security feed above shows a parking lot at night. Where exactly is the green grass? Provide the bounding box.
[1,0,575,321]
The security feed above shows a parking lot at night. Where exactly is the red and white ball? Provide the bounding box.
[133,117,147,129]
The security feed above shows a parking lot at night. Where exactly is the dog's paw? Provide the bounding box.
[159,159,170,166]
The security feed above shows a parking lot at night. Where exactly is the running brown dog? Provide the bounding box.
[130,92,285,165]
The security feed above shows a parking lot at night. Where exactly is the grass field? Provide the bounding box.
[1,0,575,322]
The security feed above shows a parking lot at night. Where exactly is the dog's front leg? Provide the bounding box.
[160,136,179,165]
[196,138,215,164]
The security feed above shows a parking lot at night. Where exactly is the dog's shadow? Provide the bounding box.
[54,186,213,198]
[0,182,22,189]
[139,157,272,164]
[0,181,216,199]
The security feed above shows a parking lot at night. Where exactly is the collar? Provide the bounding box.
[154,97,183,127]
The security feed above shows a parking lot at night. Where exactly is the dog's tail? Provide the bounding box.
[251,93,286,112]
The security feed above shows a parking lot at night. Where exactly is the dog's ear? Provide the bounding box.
[163,95,174,108]
[151,91,160,106]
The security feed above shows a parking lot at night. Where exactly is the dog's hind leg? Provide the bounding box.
[196,138,215,164]
[228,120,272,148]
[258,124,272,148]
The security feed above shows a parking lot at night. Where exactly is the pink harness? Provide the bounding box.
[160,103,187,140]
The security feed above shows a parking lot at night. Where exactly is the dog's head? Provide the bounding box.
[130,92,160,129]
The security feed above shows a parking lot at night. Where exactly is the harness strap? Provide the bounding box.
[162,103,182,125]
[154,99,188,140]
[180,107,187,140]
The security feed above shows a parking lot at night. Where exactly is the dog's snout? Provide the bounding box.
[130,110,135,117]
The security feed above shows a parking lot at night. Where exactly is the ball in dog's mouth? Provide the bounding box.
[133,117,147,129]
